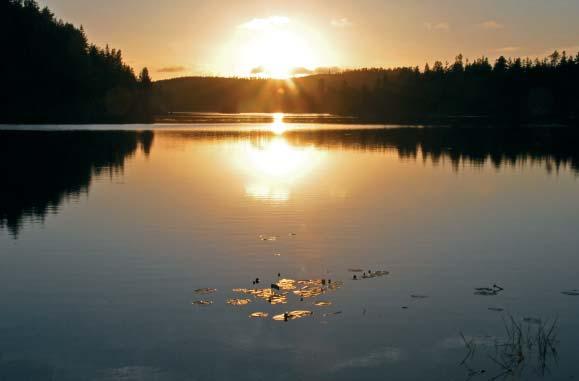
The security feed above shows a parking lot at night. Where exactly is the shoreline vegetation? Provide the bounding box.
[2,1,578,126]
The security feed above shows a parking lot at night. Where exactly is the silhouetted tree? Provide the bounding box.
[0,0,154,123]
[139,68,152,88]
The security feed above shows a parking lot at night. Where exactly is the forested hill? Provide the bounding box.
[155,53,579,124]
[0,0,154,124]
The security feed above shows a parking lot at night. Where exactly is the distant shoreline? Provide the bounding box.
[154,112,578,128]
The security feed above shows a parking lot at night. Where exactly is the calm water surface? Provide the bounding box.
[1,123,579,380]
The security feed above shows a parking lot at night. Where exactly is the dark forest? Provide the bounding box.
[155,53,579,124]
[0,0,154,123]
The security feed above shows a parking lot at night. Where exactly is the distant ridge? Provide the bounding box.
[154,54,579,125]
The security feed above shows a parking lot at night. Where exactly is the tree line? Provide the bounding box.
[155,52,579,124]
[2,0,577,125]
[0,0,154,123]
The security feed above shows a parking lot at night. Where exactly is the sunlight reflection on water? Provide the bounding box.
[234,122,326,201]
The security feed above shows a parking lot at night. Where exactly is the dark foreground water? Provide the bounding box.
[1,123,579,381]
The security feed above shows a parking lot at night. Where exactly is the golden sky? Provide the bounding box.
[40,0,579,80]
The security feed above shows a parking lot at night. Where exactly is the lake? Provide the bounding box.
[1,123,579,381]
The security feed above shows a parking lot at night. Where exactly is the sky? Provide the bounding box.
[39,0,579,80]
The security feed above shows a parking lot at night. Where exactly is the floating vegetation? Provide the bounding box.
[366,270,389,278]
[314,301,332,307]
[322,311,342,317]
[474,284,504,296]
[327,280,344,291]
[272,310,313,321]
[192,300,213,306]
[214,269,376,322]
[353,270,390,280]
[232,288,288,304]
[561,290,579,296]
[276,279,297,291]
[227,298,252,306]
[293,288,324,298]
[271,278,342,299]
[249,312,269,318]
[194,288,217,294]
[267,295,288,305]
[259,235,278,241]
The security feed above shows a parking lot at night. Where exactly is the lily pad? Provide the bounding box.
[249,312,269,318]
[322,311,342,317]
[192,300,213,306]
[291,279,343,298]
[474,290,499,296]
[360,270,390,279]
[474,284,504,296]
[327,281,344,291]
[194,288,217,294]
[232,288,288,304]
[272,310,313,321]
[561,290,579,296]
[227,298,252,306]
[276,279,297,291]
[314,301,332,307]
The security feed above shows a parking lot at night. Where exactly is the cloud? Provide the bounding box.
[478,20,504,30]
[425,22,450,31]
[331,18,352,28]
[157,66,187,73]
[547,46,579,55]
[239,16,289,30]
[250,66,265,74]
[495,46,521,53]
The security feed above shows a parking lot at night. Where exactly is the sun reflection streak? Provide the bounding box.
[271,113,286,135]
[231,118,325,202]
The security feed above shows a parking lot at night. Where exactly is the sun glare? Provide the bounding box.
[227,16,326,78]
[241,138,324,201]
[271,113,286,135]
[231,121,326,202]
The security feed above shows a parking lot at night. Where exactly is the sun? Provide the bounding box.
[246,29,313,78]
[226,16,326,79]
